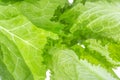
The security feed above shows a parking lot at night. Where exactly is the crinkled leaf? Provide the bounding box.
[0,0,120,80]
[70,1,120,43]
[85,39,120,66]
[49,48,118,80]
[71,44,114,69]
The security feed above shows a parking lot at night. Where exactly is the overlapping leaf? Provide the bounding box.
[0,4,58,80]
[85,39,120,66]
[0,0,120,80]
[70,1,120,42]
[49,48,118,80]
[12,0,69,33]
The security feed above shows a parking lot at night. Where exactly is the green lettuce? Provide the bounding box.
[0,0,120,80]
[49,48,118,80]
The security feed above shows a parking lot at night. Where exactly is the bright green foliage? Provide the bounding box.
[0,59,15,80]
[0,0,120,80]
[49,48,118,80]
[14,0,68,33]
[70,2,120,42]
[85,39,120,66]
[0,4,57,80]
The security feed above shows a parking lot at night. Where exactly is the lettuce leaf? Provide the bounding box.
[13,0,69,33]
[0,4,57,80]
[0,32,34,80]
[49,48,119,80]
[70,1,120,42]
[85,39,120,66]
[0,0,120,80]
[0,57,15,80]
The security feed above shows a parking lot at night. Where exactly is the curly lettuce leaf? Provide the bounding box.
[70,1,120,43]
[49,48,118,80]
[0,0,120,80]
[71,44,114,69]
[85,39,120,66]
